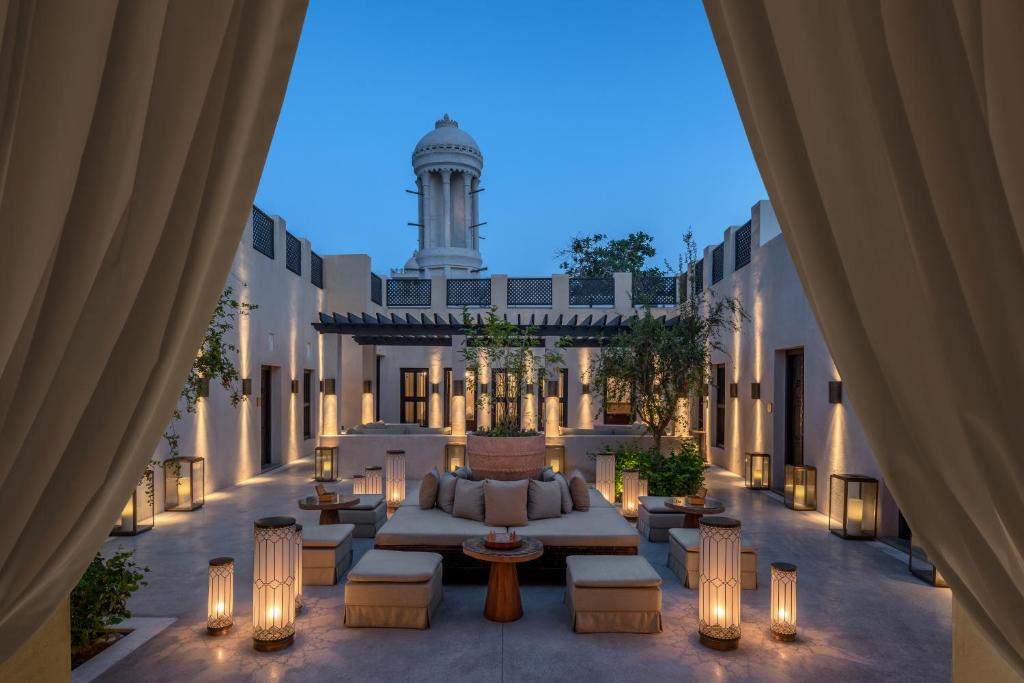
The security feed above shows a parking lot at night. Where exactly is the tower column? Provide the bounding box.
[471,175,479,249]
[421,171,432,248]
[463,172,473,247]
[441,170,452,247]
[416,174,425,249]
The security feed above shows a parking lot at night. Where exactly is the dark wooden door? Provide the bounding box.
[785,351,804,466]
[261,366,272,467]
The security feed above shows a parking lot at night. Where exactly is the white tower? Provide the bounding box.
[396,114,484,278]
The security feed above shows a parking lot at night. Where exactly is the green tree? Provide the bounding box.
[557,231,662,279]
[70,551,149,655]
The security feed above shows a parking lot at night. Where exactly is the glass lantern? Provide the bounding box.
[770,562,797,641]
[621,469,641,518]
[744,453,770,489]
[364,466,383,495]
[445,443,466,472]
[784,464,817,510]
[698,516,742,650]
[164,456,205,511]
[385,450,406,507]
[314,446,338,482]
[352,474,367,495]
[294,524,304,613]
[828,474,879,539]
[252,516,298,651]
[207,557,234,635]
[595,451,616,504]
[111,469,155,536]
[545,445,565,473]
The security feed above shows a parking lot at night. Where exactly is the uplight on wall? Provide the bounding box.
[596,451,616,504]
[784,464,817,510]
[364,466,383,495]
[729,383,738,398]
[770,562,797,641]
[828,380,843,404]
[363,380,372,394]
[580,382,590,394]
[291,379,299,394]
[431,382,440,395]
[314,446,338,482]
[164,456,205,511]
[744,453,770,489]
[242,379,252,396]
[828,474,879,539]
[621,469,641,518]
[698,516,742,650]
[197,377,210,398]
[750,382,761,400]
[252,517,298,651]
[385,450,406,507]
[207,557,234,635]
[323,378,336,395]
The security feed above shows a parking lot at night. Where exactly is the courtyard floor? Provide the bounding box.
[97,460,951,683]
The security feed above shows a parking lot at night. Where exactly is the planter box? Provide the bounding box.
[466,433,545,480]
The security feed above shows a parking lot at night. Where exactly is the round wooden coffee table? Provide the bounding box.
[462,536,543,622]
[664,497,726,528]
[297,494,360,525]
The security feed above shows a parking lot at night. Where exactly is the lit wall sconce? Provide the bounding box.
[431,382,440,395]
[319,380,323,393]
[314,446,338,482]
[197,377,210,398]
[364,466,383,495]
[445,443,466,472]
[252,517,297,651]
[385,450,406,507]
[784,464,817,510]
[525,382,535,393]
[294,524,303,613]
[596,451,616,504]
[770,562,797,641]
[291,379,298,394]
[207,556,234,635]
[452,380,465,396]
[698,516,742,650]
[479,382,489,396]
[363,380,372,394]
[545,445,565,473]
[164,456,205,511]
[621,469,641,518]
[111,469,154,536]
[744,452,770,489]
[829,380,842,404]
[546,380,559,396]
[323,378,336,395]
[580,383,590,394]
[729,383,738,398]
[241,378,252,396]
[828,473,879,539]
[750,382,761,400]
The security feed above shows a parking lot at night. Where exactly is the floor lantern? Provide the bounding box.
[445,443,466,472]
[744,452,770,489]
[295,523,304,613]
[352,474,367,495]
[164,456,205,511]
[784,464,817,510]
[621,469,641,518]
[698,516,741,650]
[314,446,338,482]
[253,517,298,652]
[111,469,155,536]
[596,451,615,503]
[207,557,234,635]
[385,450,406,507]
[364,466,383,495]
[828,474,879,539]
[770,562,797,641]
[545,445,565,473]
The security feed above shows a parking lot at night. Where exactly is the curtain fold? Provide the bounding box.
[0,0,306,661]
[704,0,1024,675]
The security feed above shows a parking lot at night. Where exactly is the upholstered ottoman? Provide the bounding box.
[667,528,759,589]
[336,494,387,538]
[565,555,662,633]
[636,496,686,542]
[344,550,443,629]
[302,524,354,586]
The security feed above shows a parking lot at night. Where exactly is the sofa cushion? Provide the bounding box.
[567,470,589,511]
[588,488,613,509]
[553,473,573,514]
[484,479,528,527]
[302,524,355,548]
[566,555,662,588]
[640,496,684,514]
[516,508,639,548]
[420,467,440,509]
[350,494,385,510]
[527,479,562,520]
[437,473,457,513]
[348,549,442,583]
[453,477,485,521]
[375,506,503,546]
[668,527,700,549]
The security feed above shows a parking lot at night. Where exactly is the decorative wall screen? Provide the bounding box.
[569,277,614,306]
[285,232,301,275]
[734,221,752,270]
[370,273,383,306]
[447,279,491,307]
[387,279,431,307]
[507,278,552,306]
[632,275,677,307]
[310,251,323,289]
[252,205,274,259]
[712,243,724,284]
[692,261,704,295]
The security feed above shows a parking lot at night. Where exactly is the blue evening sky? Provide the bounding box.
[255,0,766,275]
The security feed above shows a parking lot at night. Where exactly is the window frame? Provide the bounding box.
[399,368,429,427]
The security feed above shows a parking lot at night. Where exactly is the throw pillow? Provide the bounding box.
[452,477,485,521]
[567,469,590,511]
[419,467,440,509]
[437,472,457,513]
[484,479,529,527]
[454,465,474,480]
[539,466,555,482]
[527,479,562,520]
[553,472,573,514]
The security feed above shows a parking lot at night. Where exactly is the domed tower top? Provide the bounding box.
[411,114,483,177]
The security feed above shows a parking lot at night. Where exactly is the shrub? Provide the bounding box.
[70,550,149,652]
[612,440,705,499]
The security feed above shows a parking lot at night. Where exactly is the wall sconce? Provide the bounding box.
[545,445,565,473]
[431,382,440,395]
[319,380,323,393]
[750,382,761,400]
[770,562,797,641]
[698,516,742,650]
[596,451,616,504]
[452,380,465,396]
[829,380,842,404]
[252,517,297,651]
[164,456,205,511]
[364,466,383,495]
[525,382,535,393]
[111,469,154,536]
[479,382,489,396]
[729,383,738,398]
[828,474,879,539]
[241,378,252,396]
[766,402,773,414]
[363,380,372,394]
[621,469,641,518]
[744,452,770,489]
[323,378,336,395]
[385,450,406,507]
[445,443,466,472]
[784,464,817,510]
[546,380,559,396]
[207,556,234,635]
[198,377,210,398]
[314,446,338,482]
[581,383,590,394]
[291,379,299,394]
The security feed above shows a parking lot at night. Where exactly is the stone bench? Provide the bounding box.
[565,555,662,634]
[336,494,387,538]
[636,496,687,542]
[667,528,759,590]
[302,524,354,586]
[344,549,443,629]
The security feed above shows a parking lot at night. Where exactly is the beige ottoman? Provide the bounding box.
[335,494,387,538]
[302,524,354,586]
[667,528,759,590]
[636,496,687,542]
[344,550,443,629]
[565,555,662,634]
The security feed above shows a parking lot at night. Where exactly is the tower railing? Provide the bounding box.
[569,277,615,307]
[507,278,553,307]
[447,279,491,307]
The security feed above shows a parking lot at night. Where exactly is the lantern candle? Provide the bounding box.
[352,474,366,495]
[364,466,383,496]
[596,451,615,504]
[829,473,879,539]
[385,450,406,507]
[770,562,797,641]
[784,464,817,510]
[621,470,641,518]
[314,446,338,482]
[294,523,303,613]
[698,516,742,650]
[445,444,466,472]
[207,557,234,635]
[252,517,298,651]
[745,453,770,490]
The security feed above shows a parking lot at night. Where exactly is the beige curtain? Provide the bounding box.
[0,0,306,661]
[704,0,1024,675]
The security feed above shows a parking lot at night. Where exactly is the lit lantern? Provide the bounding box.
[451,380,467,437]
[207,557,234,635]
[639,477,649,498]
[253,517,298,651]
[621,469,641,518]
[164,456,205,511]
[385,450,406,507]
[364,466,383,495]
[744,453,770,490]
[770,562,797,641]
[294,524,303,613]
[698,516,742,650]
[545,445,565,473]
[784,464,817,510]
[596,451,616,503]
[445,443,466,472]
[314,446,338,482]
[111,469,155,536]
[352,474,367,495]
[828,474,879,539]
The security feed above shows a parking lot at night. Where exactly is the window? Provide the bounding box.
[537,369,569,429]
[302,370,312,439]
[465,369,477,432]
[400,369,428,427]
[714,365,726,447]
[603,378,632,425]
[443,368,452,428]
[491,369,521,428]
[712,243,724,284]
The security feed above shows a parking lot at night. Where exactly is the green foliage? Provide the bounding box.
[611,441,705,499]
[557,231,661,279]
[70,551,149,652]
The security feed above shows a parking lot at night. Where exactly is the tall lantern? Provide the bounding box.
[621,469,641,517]
[744,453,770,489]
[770,562,797,641]
[445,443,466,472]
[164,456,205,511]
[698,516,741,650]
[545,445,565,473]
[252,517,298,651]
[352,474,367,495]
[364,466,383,495]
[784,464,817,510]
[828,474,879,539]
[385,450,406,507]
[596,451,616,503]
[111,469,155,536]
[207,557,234,635]
[294,524,304,613]
[314,446,338,482]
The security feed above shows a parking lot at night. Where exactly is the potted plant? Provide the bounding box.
[461,308,566,480]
